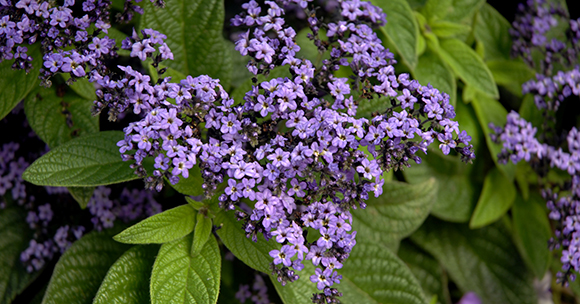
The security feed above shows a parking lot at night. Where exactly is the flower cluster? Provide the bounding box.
[235,274,270,304]
[116,0,474,301]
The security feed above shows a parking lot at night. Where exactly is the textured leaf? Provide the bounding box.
[295,27,330,64]
[351,179,437,249]
[469,167,516,228]
[93,245,159,304]
[512,193,551,278]
[114,204,196,244]
[150,234,220,304]
[474,4,512,61]
[430,21,471,38]
[411,217,537,304]
[487,59,535,97]
[0,44,42,121]
[412,47,456,105]
[24,86,99,149]
[214,210,278,274]
[61,74,96,100]
[444,0,485,23]
[274,240,428,304]
[438,38,499,99]
[22,131,139,187]
[421,0,452,22]
[398,241,450,304]
[42,228,131,304]
[355,96,390,119]
[67,187,95,209]
[373,0,418,68]
[167,166,204,196]
[228,41,253,89]
[0,207,38,303]
[404,150,481,222]
[192,213,212,255]
[140,0,232,88]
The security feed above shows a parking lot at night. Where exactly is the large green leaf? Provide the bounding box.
[351,179,437,249]
[61,74,97,100]
[192,213,212,255]
[473,4,512,61]
[67,187,95,209]
[444,0,485,23]
[166,166,204,196]
[412,47,456,105]
[214,210,278,274]
[150,234,220,304]
[512,193,551,279]
[114,204,196,244]
[398,240,450,304]
[438,38,499,99]
[469,167,516,228]
[93,245,159,304]
[42,228,131,304]
[24,86,99,149]
[404,150,481,222]
[0,207,39,304]
[22,131,139,187]
[411,217,537,304]
[486,60,535,97]
[430,21,471,38]
[373,0,418,69]
[274,240,428,304]
[295,28,330,64]
[0,44,42,121]
[140,0,232,88]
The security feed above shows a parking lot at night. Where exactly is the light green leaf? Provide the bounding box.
[140,0,232,88]
[68,187,95,209]
[295,27,330,64]
[166,166,204,196]
[487,59,535,97]
[412,47,456,105]
[411,217,537,304]
[351,179,437,249]
[355,96,390,119]
[430,21,471,38]
[185,197,205,210]
[150,234,220,304]
[469,167,516,228]
[192,213,212,255]
[0,44,42,121]
[373,0,418,68]
[274,240,428,304]
[214,210,278,274]
[512,193,551,278]
[0,207,39,303]
[438,38,499,99]
[93,245,159,304]
[421,0,452,22]
[228,41,253,89]
[404,150,481,222]
[474,4,512,61]
[471,92,516,180]
[114,204,196,244]
[42,227,131,304]
[61,74,96,100]
[444,0,485,23]
[22,131,139,187]
[24,86,99,149]
[398,241,450,304]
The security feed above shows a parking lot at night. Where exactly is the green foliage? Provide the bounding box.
[41,227,131,304]
[67,187,95,209]
[473,4,512,61]
[114,204,197,244]
[430,21,471,38]
[0,44,42,121]
[60,74,97,100]
[22,131,140,187]
[150,234,221,304]
[411,217,538,304]
[469,167,516,228]
[412,47,456,105]
[140,0,232,89]
[166,166,204,196]
[93,245,159,304]
[487,60,535,97]
[192,212,212,255]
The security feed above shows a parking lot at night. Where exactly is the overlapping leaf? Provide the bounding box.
[412,48,456,105]
[473,4,513,61]
[469,167,516,228]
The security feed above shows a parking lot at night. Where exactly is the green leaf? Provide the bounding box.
[412,47,456,106]
[398,241,450,304]
[430,21,471,38]
[229,66,291,105]
[474,4,512,61]
[411,217,537,304]
[228,41,253,89]
[444,0,485,23]
[61,74,96,100]
[274,240,428,304]
[93,245,159,304]
[469,167,516,228]
[0,207,39,303]
[140,0,232,88]
[372,0,418,69]
[114,204,196,244]
[355,96,390,119]
[167,166,204,196]
[421,0,452,22]
[22,131,139,187]
[438,38,499,99]
[0,43,42,121]
[185,197,205,210]
[351,179,437,249]
[192,213,212,255]
[42,227,131,304]
[471,92,516,180]
[295,27,330,64]
[67,187,95,209]
[487,59,535,97]
[519,94,543,129]
[24,86,99,149]
[512,193,551,278]
[150,234,220,304]
[404,150,481,222]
